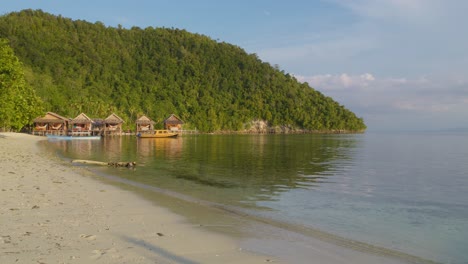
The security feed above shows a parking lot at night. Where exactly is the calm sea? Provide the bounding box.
[44,132,468,264]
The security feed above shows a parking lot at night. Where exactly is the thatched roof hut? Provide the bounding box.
[164,114,184,131]
[104,113,124,134]
[70,113,94,132]
[33,112,70,124]
[136,115,155,132]
[33,112,70,134]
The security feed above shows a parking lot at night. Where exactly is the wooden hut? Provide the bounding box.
[164,114,184,131]
[70,113,94,135]
[33,112,70,135]
[136,115,155,133]
[104,113,124,135]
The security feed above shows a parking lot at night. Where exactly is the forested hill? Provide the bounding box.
[0,9,366,132]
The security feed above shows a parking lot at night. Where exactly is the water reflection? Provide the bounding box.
[136,137,183,161]
[42,133,468,263]
[47,134,360,208]
[46,138,102,158]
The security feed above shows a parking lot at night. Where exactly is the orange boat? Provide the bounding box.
[137,130,178,138]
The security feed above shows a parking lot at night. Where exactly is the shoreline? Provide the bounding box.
[0,132,270,263]
[1,132,428,264]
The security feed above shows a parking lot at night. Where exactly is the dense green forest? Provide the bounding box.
[0,9,366,132]
[0,38,44,131]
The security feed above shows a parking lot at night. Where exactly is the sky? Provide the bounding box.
[2,0,467,131]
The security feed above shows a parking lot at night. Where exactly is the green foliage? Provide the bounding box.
[0,9,366,132]
[0,38,44,131]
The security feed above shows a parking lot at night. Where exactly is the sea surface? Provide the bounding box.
[43,132,468,264]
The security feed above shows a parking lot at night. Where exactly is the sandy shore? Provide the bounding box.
[0,133,271,264]
[1,132,424,264]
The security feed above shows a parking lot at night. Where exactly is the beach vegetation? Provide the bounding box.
[0,38,44,131]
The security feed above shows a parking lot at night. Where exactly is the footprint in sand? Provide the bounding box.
[1,235,12,244]
[91,248,119,260]
[91,249,105,259]
[80,234,96,240]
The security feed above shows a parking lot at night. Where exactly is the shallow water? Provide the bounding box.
[45,132,468,264]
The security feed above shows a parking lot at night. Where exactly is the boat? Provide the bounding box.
[137,130,178,138]
[46,134,101,140]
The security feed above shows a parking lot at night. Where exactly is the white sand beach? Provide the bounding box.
[0,133,271,263]
[1,132,417,264]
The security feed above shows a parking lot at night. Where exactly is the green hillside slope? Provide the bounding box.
[0,9,366,132]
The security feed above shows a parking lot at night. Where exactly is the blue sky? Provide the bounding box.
[2,0,467,131]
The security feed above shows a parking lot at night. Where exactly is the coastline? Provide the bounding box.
[0,132,270,263]
[1,132,426,264]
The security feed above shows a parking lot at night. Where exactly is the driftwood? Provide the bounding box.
[72,159,136,168]
[107,161,137,168]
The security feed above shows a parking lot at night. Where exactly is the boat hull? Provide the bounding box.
[137,130,178,138]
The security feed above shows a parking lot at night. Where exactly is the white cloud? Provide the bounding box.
[296,73,376,89]
[256,1,468,79]
[257,35,378,74]
[255,1,468,130]
[333,0,445,23]
[295,73,468,130]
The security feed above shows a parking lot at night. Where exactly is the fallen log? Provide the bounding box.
[72,159,136,168]
[72,159,108,166]
[108,161,137,168]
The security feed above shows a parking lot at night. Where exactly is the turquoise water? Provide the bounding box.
[46,132,468,263]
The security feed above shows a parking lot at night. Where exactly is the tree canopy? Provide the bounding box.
[0,9,366,132]
[0,38,44,131]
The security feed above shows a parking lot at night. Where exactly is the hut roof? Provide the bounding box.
[136,115,155,125]
[164,114,184,125]
[71,113,94,124]
[33,112,70,123]
[104,113,124,124]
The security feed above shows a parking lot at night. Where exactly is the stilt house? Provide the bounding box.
[70,113,94,135]
[136,115,155,133]
[33,112,70,135]
[164,114,184,131]
[104,113,124,135]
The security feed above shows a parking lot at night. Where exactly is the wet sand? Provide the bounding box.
[0,133,270,263]
[1,132,421,264]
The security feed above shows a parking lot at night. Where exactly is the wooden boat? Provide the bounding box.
[137,130,178,138]
[46,134,101,140]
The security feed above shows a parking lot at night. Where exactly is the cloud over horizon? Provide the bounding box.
[296,73,468,130]
[257,0,468,78]
[252,1,468,131]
